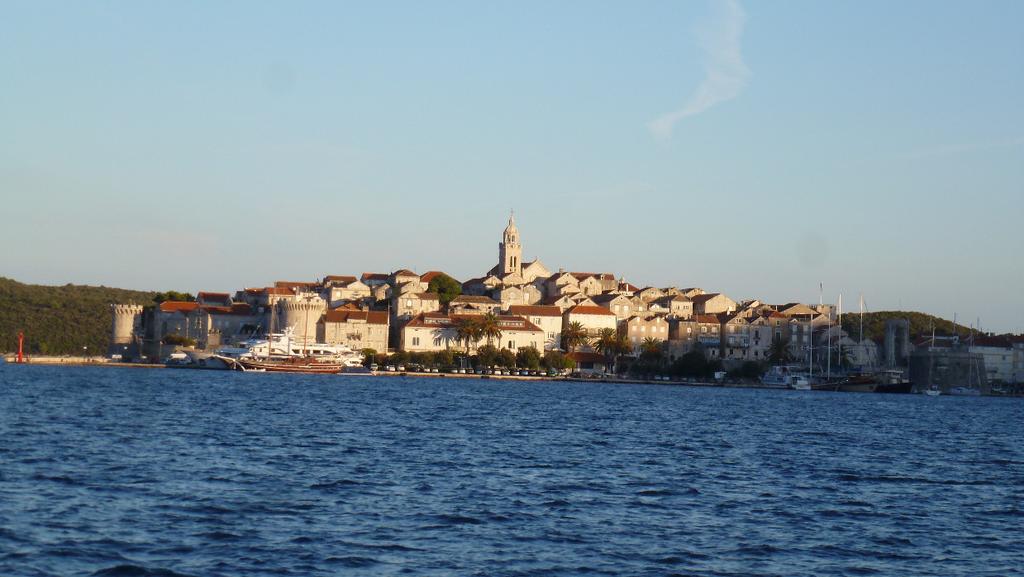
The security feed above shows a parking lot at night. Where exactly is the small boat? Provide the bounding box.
[761,365,800,389]
[790,374,814,390]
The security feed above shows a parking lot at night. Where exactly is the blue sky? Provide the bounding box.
[2,1,1022,332]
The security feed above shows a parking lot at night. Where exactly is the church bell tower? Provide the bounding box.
[498,211,522,277]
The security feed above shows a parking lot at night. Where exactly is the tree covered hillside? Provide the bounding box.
[839,310,977,343]
[0,277,171,355]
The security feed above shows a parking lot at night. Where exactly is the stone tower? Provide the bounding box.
[278,297,327,346]
[498,211,522,277]
[110,304,144,345]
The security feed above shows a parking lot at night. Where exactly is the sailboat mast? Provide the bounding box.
[303,298,309,357]
[267,291,276,359]
[826,291,832,379]
[859,294,865,368]
[837,293,842,374]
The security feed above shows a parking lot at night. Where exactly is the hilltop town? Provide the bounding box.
[108,213,1024,389]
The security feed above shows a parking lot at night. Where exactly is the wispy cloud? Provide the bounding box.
[648,0,749,139]
[905,136,1024,160]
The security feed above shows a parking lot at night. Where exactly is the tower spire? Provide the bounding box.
[499,210,522,277]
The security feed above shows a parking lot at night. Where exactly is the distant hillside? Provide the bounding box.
[0,277,178,355]
[839,310,977,343]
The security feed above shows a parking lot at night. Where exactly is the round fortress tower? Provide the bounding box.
[277,298,326,343]
[110,304,144,345]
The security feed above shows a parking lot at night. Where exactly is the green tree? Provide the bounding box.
[361,348,378,366]
[561,321,589,352]
[542,350,575,372]
[478,312,502,347]
[476,344,498,368]
[769,335,792,365]
[496,348,516,368]
[670,350,709,378]
[152,291,195,303]
[640,337,664,361]
[435,349,455,368]
[412,351,436,367]
[0,277,179,355]
[594,328,631,373]
[427,274,462,307]
[454,317,481,353]
[515,346,542,370]
[162,333,197,347]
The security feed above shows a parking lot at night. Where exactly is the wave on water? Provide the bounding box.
[91,565,197,577]
[323,556,380,568]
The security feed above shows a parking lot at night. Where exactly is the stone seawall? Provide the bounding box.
[1,354,110,365]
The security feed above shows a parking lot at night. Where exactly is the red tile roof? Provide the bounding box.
[323,275,357,283]
[507,305,563,317]
[420,271,456,284]
[567,351,607,364]
[159,301,199,313]
[361,273,389,281]
[201,303,255,316]
[591,294,629,305]
[568,305,616,316]
[450,295,499,305]
[275,281,317,290]
[321,310,388,325]
[694,314,721,324]
[404,313,542,332]
[569,272,615,282]
[245,286,296,296]
[197,291,230,301]
[691,293,723,304]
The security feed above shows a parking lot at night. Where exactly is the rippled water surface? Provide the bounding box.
[1,365,1023,576]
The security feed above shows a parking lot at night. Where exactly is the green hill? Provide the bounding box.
[0,277,188,355]
[839,310,977,343]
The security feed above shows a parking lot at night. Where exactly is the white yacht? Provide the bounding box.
[233,327,364,367]
[182,326,364,369]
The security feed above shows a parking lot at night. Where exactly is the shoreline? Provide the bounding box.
[4,360,1021,396]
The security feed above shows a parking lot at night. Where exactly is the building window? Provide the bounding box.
[508,340,515,349]
[412,337,420,346]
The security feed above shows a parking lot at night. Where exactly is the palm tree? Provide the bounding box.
[594,328,629,373]
[477,312,502,348]
[640,337,664,361]
[612,330,632,374]
[637,337,666,376]
[454,317,478,353]
[561,321,589,352]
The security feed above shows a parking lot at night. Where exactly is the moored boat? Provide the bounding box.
[220,356,345,374]
[834,369,913,394]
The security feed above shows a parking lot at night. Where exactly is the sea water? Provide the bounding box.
[1,365,1022,576]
